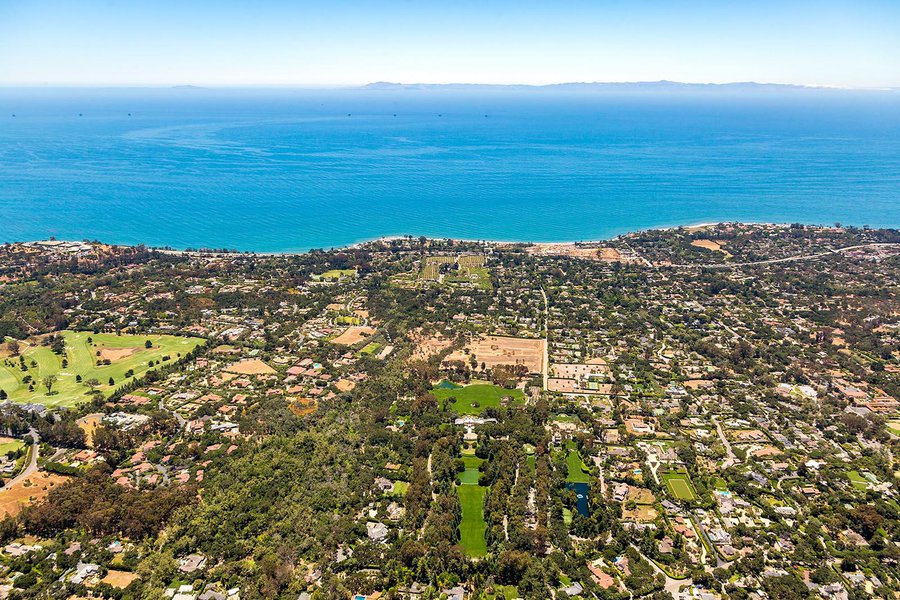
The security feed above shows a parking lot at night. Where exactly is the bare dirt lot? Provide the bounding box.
[331,326,376,346]
[446,335,545,374]
[224,358,276,375]
[101,570,140,588]
[0,471,70,517]
[527,243,625,262]
[690,239,733,258]
[76,413,103,447]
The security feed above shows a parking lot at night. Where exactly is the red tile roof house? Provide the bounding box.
[588,565,616,589]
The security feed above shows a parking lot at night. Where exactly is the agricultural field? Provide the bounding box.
[662,471,698,501]
[420,255,491,290]
[0,332,204,408]
[431,381,524,415]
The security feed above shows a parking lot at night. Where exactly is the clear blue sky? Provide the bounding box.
[1,0,898,87]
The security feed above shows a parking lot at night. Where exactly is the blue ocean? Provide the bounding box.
[1,86,898,252]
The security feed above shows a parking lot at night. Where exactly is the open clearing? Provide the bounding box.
[224,358,276,375]
[0,471,69,517]
[100,570,140,588]
[662,472,697,500]
[690,239,733,258]
[331,326,376,346]
[527,243,627,262]
[0,332,204,408]
[432,381,524,415]
[76,413,103,447]
[410,331,454,361]
[445,335,545,374]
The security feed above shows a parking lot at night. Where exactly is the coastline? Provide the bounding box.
[14,220,878,257]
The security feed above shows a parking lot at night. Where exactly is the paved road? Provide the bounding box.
[712,416,737,469]
[667,242,899,270]
[2,428,39,490]
[540,287,549,390]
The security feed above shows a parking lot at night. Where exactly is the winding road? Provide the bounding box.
[2,428,39,490]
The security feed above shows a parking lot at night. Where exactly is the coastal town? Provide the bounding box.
[0,222,897,599]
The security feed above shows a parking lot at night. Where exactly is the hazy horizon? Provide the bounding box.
[2,1,899,88]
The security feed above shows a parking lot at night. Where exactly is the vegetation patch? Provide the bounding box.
[432,381,524,415]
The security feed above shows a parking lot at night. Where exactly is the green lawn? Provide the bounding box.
[392,481,409,495]
[846,470,870,491]
[360,342,382,355]
[0,440,25,456]
[432,381,524,415]
[662,472,697,500]
[316,269,357,281]
[459,456,484,484]
[565,442,591,483]
[457,483,488,557]
[0,331,204,407]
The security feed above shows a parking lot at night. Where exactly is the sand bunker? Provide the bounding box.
[99,347,138,361]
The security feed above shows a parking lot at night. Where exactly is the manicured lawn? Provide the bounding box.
[432,381,524,415]
[459,456,484,484]
[457,483,488,557]
[392,481,409,495]
[0,331,203,408]
[662,471,697,500]
[360,342,382,355]
[565,443,591,483]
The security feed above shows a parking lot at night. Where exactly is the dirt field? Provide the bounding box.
[446,335,545,374]
[331,326,376,346]
[627,486,657,505]
[76,413,103,447]
[623,505,658,522]
[335,379,356,392]
[224,358,276,375]
[100,570,140,588]
[527,243,625,262]
[0,471,69,517]
[411,331,454,360]
[690,239,733,258]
